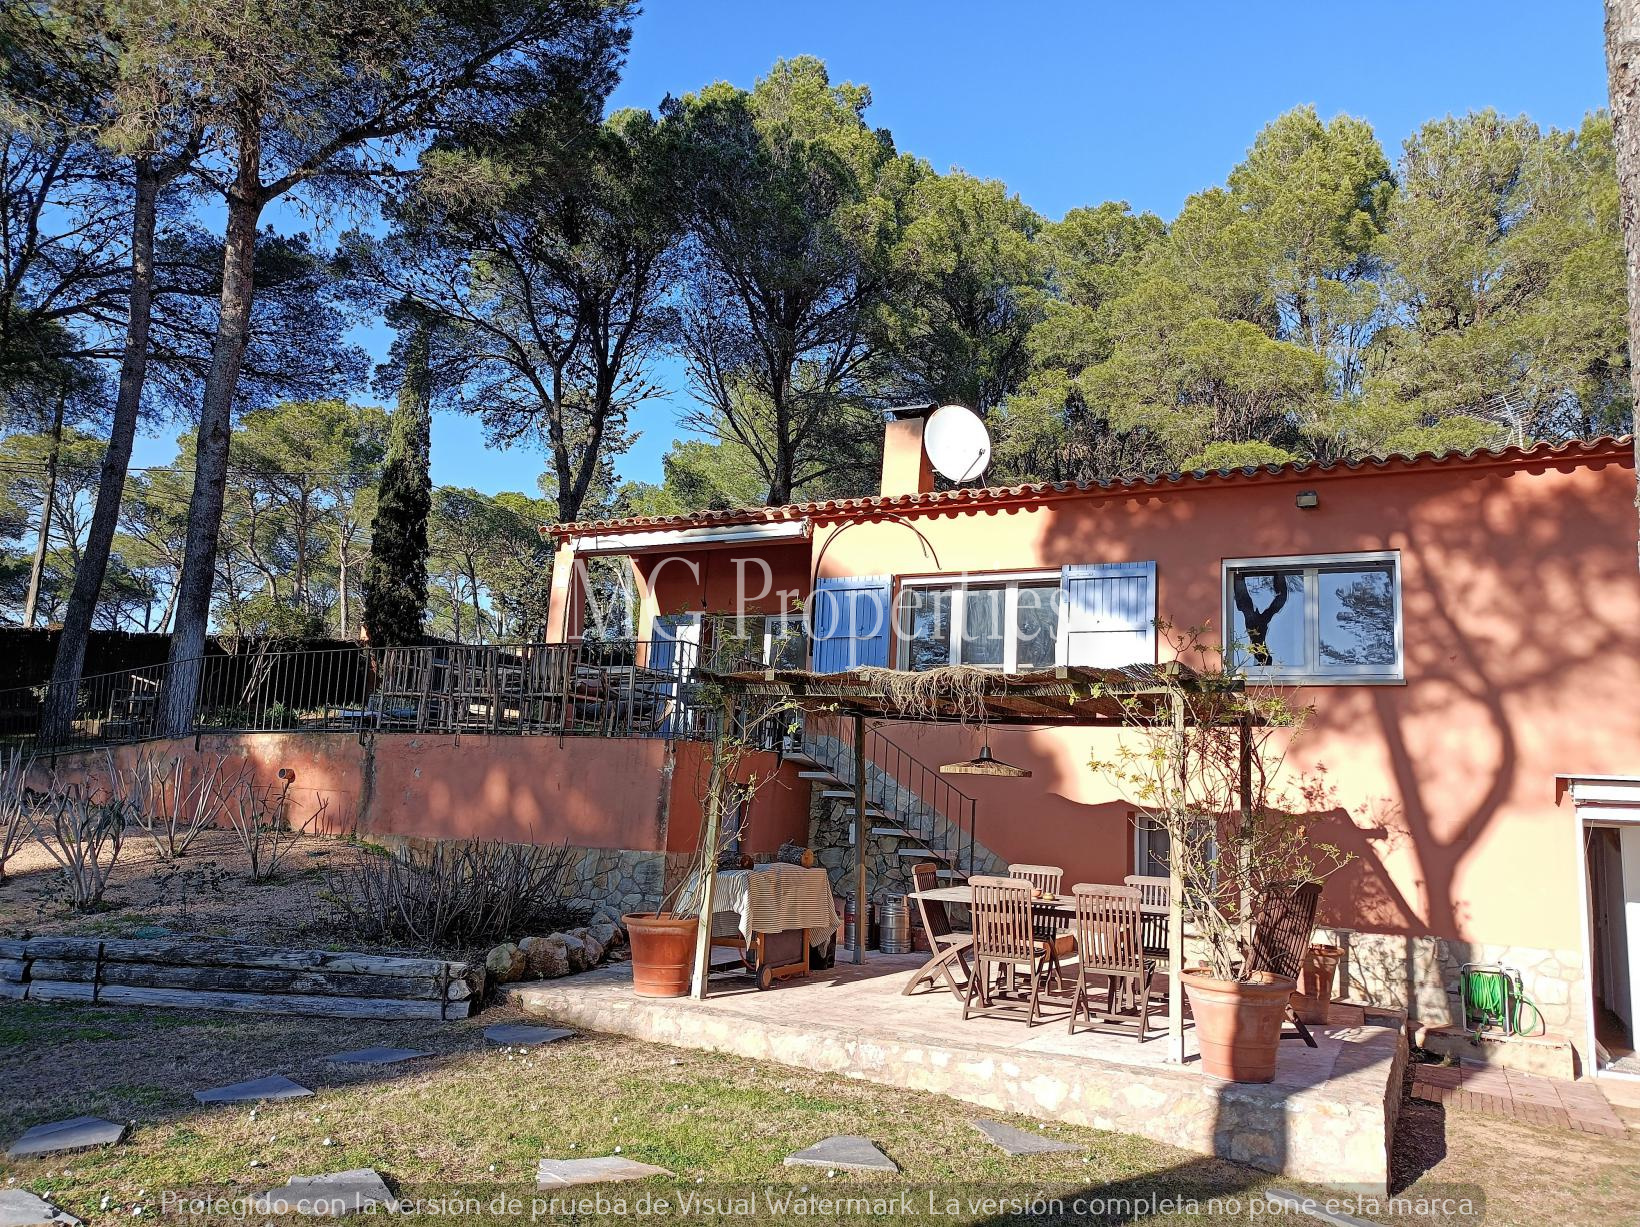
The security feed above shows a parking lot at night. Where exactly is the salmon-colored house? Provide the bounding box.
[545,408,1640,1080]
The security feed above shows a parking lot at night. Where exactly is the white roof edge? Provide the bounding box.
[577,518,811,556]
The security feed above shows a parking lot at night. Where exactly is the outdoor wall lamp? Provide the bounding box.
[1295,490,1320,510]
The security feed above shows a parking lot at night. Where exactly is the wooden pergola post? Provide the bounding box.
[853,711,867,965]
[1168,691,1186,1064]
[690,694,736,1000]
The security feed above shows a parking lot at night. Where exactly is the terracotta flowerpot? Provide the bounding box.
[1182,970,1296,1083]
[1293,943,1344,1025]
[623,912,698,998]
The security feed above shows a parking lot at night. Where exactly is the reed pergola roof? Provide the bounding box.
[688,660,1253,1068]
[696,661,1249,727]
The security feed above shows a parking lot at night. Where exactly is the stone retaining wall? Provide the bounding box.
[1316,926,1587,1056]
[369,833,689,920]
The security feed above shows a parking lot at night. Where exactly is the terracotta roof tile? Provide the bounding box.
[546,435,1634,540]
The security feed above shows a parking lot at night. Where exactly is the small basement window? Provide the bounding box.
[1222,551,1402,683]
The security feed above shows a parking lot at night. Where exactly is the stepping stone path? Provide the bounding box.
[253,1168,395,1216]
[783,1136,898,1173]
[194,1075,313,1104]
[323,1047,429,1066]
[972,1119,1076,1156]
[0,1188,81,1226]
[6,1115,127,1159]
[484,1024,573,1046]
[537,1156,673,1187]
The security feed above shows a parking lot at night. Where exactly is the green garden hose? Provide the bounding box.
[1462,965,1547,1038]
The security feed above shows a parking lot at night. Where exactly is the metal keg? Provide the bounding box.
[842,893,875,951]
[879,894,911,954]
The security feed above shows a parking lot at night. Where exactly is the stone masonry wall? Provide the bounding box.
[803,732,1007,904]
[1315,925,1587,1047]
[369,833,682,920]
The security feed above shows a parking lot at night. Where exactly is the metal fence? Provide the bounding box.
[0,640,724,753]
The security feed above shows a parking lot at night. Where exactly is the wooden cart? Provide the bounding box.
[711,925,837,990]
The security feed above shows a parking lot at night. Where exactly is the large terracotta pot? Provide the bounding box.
[1182,970,1296,1083]
[623,912,697,998]
[1293,943,1344,1025]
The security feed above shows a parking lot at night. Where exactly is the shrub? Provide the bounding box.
[0,749,32,881]
[322,838,588,949]
[123,752,248,859]
[30,783,127,911]
[225,770,321,882]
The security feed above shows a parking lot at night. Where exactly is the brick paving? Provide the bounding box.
[1410,1061,1627,1137]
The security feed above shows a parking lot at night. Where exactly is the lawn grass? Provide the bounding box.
[0,1000,1635,1224]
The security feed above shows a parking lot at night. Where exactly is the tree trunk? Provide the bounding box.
[22,392,66,628]
[1606,0,1640,570]
[40,161,161,744]
[337,547,349,639]
[163,159,264,736]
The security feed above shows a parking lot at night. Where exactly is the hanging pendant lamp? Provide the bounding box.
[940,729,1031,778]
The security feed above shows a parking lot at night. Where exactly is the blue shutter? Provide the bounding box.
[1061,562,1157,667]
[811,575,892,672]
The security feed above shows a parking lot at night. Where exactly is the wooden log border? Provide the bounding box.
[0,936,479,1020]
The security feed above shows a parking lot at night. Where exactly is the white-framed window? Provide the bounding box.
[1133,816,1171,877]
[1222,550,1403,683]
[894,571,1064,672]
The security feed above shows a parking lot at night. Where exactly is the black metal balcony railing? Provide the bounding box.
[0,640,726,753]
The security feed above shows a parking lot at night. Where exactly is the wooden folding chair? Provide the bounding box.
[1068,884,1156,1040]
[1009,863,1074,988]
[902,862,973,996]
[1245,880,1323,1047]
[962,875,1052,1027]
[1124,873,1172,969]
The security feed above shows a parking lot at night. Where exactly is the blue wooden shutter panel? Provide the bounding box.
[812,575,892,672]
[1061,562,1157,667]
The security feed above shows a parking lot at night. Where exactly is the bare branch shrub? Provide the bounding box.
[322,838,586,948]
[0,749,34,881]
[225,769,319,882]
[1091,626,1349,981]
[29,782,127,911]
[123,752,248,859]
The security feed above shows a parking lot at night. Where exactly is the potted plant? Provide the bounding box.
[1093,631,1347,1082]
[623,910,699,997]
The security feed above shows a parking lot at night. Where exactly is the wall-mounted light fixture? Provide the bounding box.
[1295,490,1320,510]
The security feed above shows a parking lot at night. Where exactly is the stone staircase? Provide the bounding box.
[787,724,1005,902]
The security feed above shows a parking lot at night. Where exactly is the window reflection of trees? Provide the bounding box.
[1320,569,1395,666]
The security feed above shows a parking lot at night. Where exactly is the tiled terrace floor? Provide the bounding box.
[508,952,1407,1188]
[1410,1062,1628,1137]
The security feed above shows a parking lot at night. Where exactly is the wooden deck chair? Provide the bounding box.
[1245,880,1324,1047]
[901,861,973,997]
[1068,884,1156,1040]
[962,875,1052,1027]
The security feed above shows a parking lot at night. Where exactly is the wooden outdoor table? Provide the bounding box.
[904,884,1171,998]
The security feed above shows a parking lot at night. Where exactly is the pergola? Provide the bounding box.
[687,662,1255,1065]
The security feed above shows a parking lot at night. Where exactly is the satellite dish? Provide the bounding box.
[923,404,991,484]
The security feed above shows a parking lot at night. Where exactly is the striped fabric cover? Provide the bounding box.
[693,865,840,949]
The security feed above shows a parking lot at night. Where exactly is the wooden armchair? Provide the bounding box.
[962,875,1053,1026]
[1068,884,1156,1040]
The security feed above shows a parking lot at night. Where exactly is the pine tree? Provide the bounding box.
[363,321,432,646]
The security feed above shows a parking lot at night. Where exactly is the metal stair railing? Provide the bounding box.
[798,712,978,879]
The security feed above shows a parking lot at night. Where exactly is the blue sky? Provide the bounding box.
[132,1,1611,497]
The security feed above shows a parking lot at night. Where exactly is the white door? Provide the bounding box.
[1590,827,1632,1028]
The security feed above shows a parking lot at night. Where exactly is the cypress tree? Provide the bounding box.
[363,320,433,646]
